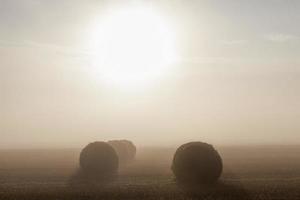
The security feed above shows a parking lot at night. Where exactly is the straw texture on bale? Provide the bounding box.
[172,142,222,184]
[79,141,118,175]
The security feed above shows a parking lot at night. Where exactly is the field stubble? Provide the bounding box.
[0,145,300,199]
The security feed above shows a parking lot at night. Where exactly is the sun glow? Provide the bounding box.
[88,6,177,90]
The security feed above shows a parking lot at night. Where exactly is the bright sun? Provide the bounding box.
[88,6,177,90]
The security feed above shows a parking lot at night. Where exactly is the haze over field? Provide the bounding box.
[1,0,300,148]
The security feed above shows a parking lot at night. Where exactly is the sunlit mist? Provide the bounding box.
[1,0,300,148]
[87,6,177,90]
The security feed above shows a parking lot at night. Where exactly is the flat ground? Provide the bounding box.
[0,145,300,199]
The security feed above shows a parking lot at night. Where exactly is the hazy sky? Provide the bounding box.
[1,0,300,148]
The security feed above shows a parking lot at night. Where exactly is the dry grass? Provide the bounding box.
[0,145,300,199]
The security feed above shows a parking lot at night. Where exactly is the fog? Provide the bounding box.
[1,0,300,148]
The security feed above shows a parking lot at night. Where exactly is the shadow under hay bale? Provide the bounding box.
[179,181,251,200]
[172,141,223,185]
[107,140,136,164]
[79,141,119,179]
[68,168,116,187]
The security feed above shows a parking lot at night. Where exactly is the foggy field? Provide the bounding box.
[0,145,300,199]
[2,0,300,199]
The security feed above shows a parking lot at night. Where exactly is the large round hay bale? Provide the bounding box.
[172,142,222,184]
[107,140,136,163]
[79,141,118,176]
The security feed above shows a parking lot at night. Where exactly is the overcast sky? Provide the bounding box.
[1,0,300,148]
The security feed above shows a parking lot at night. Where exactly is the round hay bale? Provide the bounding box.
[79,141,118,176]
[107,140,129,162]
[172,142,222,184]
[107,140,136,163]
[120,140,136,161]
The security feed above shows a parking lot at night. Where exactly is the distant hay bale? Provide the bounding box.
[121,140,136,161]
[79,141,118,176]
[107,140,136,163]
[107,140,128,162]
[172,142,222,184]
